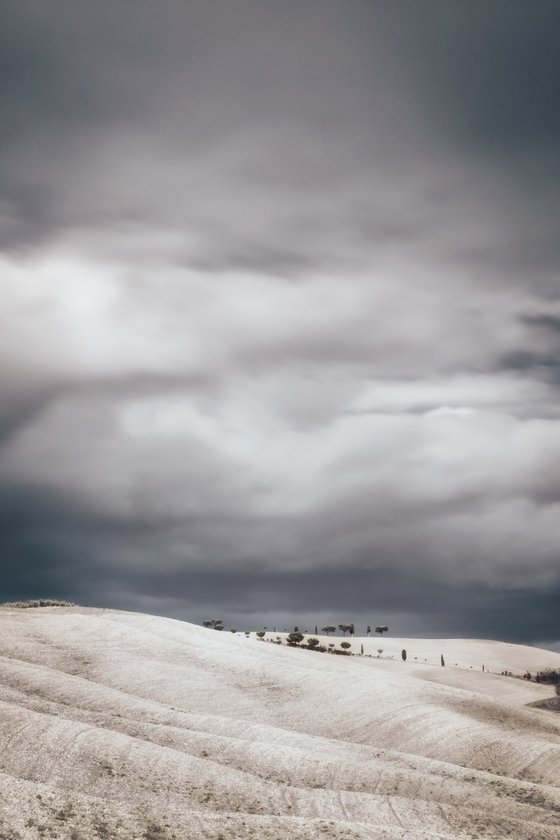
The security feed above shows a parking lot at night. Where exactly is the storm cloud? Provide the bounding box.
[1,1,559,646]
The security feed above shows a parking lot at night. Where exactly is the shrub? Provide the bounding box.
[340,641,351,652]
[256,631,266,639]
[287,631,304,646]
[401,649,407,661]
[307,638,320,649]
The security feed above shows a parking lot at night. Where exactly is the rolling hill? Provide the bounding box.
[0,606,559,839]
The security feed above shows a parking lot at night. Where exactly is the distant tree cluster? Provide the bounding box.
[223,621,391,638]
[202,618,392,652]
[202,618,224,631]
[535,668,560,686]
[284,631,349,655]
[0,599,76,608]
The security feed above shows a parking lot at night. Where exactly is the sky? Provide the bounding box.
[1,1,559,648]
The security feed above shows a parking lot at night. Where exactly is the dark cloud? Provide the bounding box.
[522,314,560,334]
[1,2,559,648]
[0,389,58,447]
[501,351,560,376]
[2,479,559,645]
[500,317,560,386]
[0,0,387,252]
[0,484,105,603]
[379,3,560,149]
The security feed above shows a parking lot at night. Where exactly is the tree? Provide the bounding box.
[307,638,320,649]
[536,668,560,686]
[441,654,445,667]
[349,623,355,636]
[287,631,304,646]
[256,631,266,639]
[375,625,388,636]
[322,625,336,635]
[340,641,351,653]
[338,623,352,636]
[377,649,383,657]
[401,649,407,661]
[366,625,371,636]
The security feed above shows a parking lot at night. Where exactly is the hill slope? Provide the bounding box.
[0,607,559,839]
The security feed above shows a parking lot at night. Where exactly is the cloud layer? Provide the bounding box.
[1,1,559,644]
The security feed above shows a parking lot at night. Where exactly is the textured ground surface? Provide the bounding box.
[0,607,559,840]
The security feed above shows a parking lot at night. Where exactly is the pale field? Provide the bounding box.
[0,608,559,840]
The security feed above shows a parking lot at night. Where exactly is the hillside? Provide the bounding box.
[0,606,559,839]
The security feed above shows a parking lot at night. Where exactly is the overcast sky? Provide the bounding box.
[1,1,559,647]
